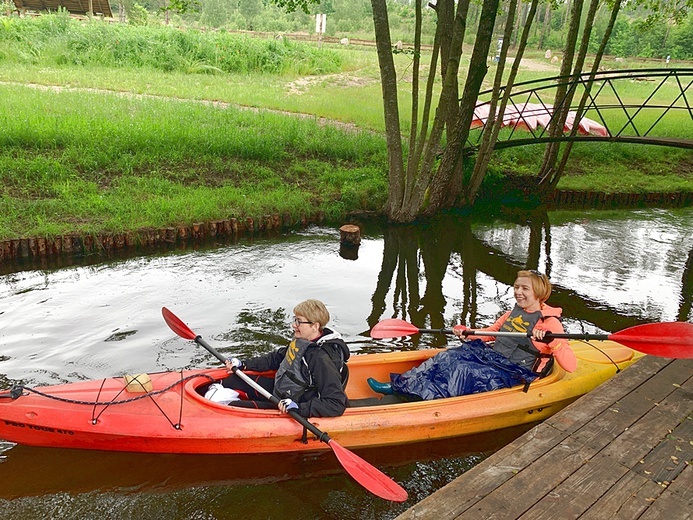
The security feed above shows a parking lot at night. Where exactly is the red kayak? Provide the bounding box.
[0,340,642,454]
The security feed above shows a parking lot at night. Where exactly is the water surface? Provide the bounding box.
[1,207,691,519]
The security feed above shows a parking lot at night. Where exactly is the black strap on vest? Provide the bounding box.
[522,356,554,392]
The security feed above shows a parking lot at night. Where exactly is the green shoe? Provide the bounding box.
[367,378,393,395]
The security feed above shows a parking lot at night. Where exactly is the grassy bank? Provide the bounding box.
[0,83,388,239]
[0,16,691,241]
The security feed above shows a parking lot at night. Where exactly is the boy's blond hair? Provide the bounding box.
[293,299,330,329]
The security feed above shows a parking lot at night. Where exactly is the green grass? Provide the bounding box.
[0,83,388,239]
[0,15,691,241]
[488,141,691,193]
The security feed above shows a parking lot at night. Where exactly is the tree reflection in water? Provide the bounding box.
[366,208,692,342]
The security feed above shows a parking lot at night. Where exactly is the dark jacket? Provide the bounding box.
[244,328,349,418]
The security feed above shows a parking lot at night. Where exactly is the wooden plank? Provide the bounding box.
[394,423,568,520]
[517,452,629,519]
[396,359,692,520]
[577,470,664,520]
[547,356,672,437]
[602,364,693,468]
[666,463,692,504]
[570,358,689,452]
[637,485,693,520]
[636,406,693,486]
[454,435,599,519]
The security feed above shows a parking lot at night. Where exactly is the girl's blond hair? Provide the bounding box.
[517,270,552,302]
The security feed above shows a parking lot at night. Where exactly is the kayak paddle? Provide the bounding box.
[161,307,408,503]
[370,318,693,359]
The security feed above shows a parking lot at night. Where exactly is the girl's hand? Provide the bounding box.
[452,325,468,339]
[531,329,547,341]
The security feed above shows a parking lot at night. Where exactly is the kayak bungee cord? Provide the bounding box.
[3,373,216,430]
[572,339,621,372]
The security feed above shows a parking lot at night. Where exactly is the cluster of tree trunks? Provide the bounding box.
[370,0,626,222]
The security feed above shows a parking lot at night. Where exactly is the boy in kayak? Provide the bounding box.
[367,270,577,400]
[218,299,350,417]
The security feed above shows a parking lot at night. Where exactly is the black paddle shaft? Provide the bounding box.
[193,335,331,443]
[420,328,610,342]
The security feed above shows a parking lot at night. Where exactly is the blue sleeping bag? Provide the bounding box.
[390,339,539,400]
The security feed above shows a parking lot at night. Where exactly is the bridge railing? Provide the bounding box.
[465,68,693,153]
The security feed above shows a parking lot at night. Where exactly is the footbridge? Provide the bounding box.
[464,68,693,154]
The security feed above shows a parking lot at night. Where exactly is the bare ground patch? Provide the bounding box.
[285,72,378,95]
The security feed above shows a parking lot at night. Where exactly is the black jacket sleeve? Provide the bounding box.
[243,347,287,373]
[299,347,348,418]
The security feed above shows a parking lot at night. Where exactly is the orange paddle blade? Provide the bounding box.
[370,319,421,339]
[329,440,408,502]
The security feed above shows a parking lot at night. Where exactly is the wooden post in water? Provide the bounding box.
[339,224,361,260]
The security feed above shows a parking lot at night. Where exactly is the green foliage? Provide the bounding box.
[128,3,149,26]
[0,14,342,75]
[269,0,321,15]
[167,0,201,15]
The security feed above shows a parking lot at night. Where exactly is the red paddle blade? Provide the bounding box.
[370,319,420,339]
[328,440,408,502]
[609,321,693,359]
[162,307,197,340]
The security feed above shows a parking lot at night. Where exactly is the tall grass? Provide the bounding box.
[0,84,387,239]
[0,13,342,75]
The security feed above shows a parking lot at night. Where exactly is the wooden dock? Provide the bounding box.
[396,355,693,519]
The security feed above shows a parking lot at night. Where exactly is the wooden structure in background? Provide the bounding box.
[11,0,113,17]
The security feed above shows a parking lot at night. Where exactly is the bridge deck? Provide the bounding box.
[395,355,693,519]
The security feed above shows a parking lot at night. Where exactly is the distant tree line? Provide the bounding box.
[98,0,693,60]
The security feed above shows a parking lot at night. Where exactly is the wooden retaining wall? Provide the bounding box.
[0,212,324,267]
[547,190,693,209]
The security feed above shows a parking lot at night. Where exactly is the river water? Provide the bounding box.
[0,207,691,519]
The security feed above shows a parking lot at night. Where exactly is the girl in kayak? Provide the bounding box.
[217,299,350,417]
[367,270,577,400]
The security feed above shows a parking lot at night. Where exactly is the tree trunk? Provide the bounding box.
[539,3,551,50]
[388,0,472,223]
[423,0,501,214]
[371,0,406,217]
[437,0,456,118]
[536,0,584,186]
[513,1,523,47]
[407,11,443,189]
[562,0,572,31]
[467,0,539,202]
[407,0,422,159]
[548,0,622,189]
[468,0,519,196]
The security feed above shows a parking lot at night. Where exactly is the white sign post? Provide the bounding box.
[315,14,326,48]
